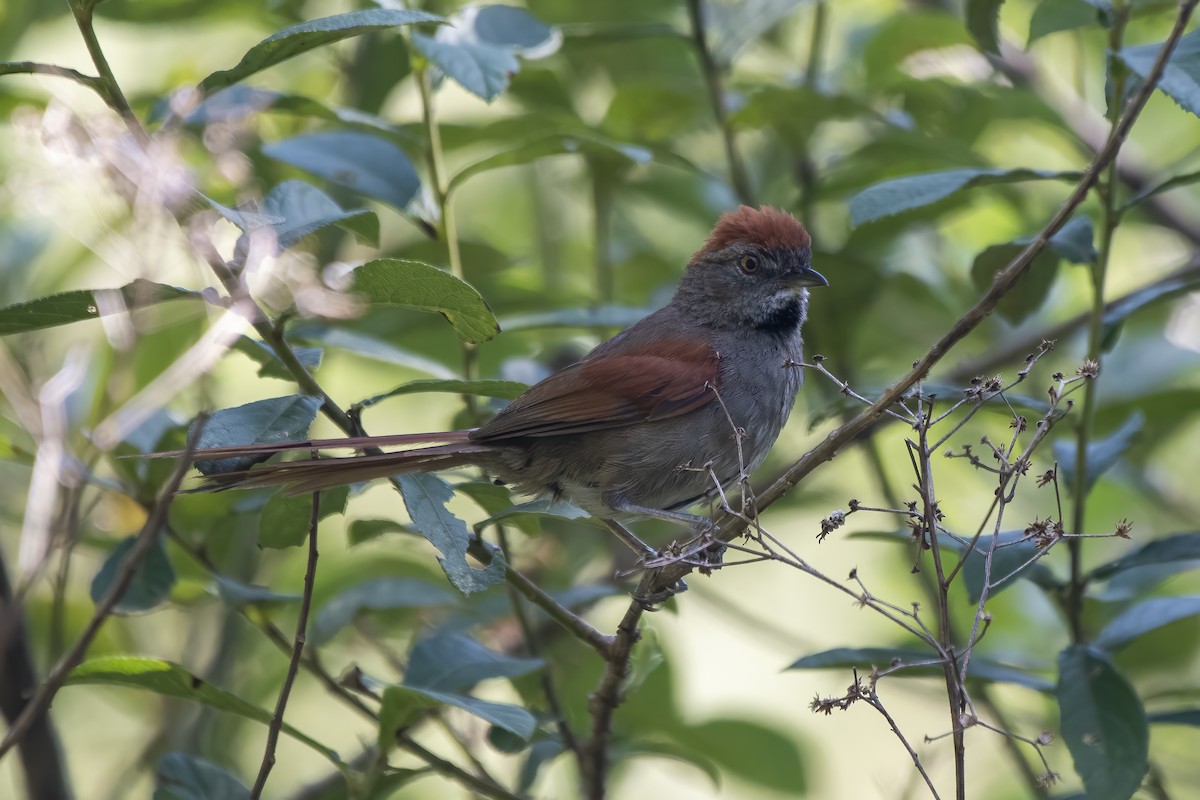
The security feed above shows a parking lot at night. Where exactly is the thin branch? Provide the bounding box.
[250,488,321,799]
[581,602,643,800]
[0,61,103,91]
[0,417,203,760]
[685,0,753,204]
[640,0,1199,599]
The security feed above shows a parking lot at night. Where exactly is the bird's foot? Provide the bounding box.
[631,573,688,610]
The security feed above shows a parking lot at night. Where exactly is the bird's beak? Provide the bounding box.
[787,266,828,288]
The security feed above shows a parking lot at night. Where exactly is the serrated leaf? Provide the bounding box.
[230,337,322,382]
[67,656,343,767]
[789,646,1053,691]
[153,752,249,800]
[312,577,457,644]
[1053,411,1144,497]
[1095,596,1200,652]
[397,473,506,594]
[0,280,197,335]
[412,32,519,102]
[193,395,321,475]
[263,132,421,212]
[198,9,444,94]
[1090,531,1200,580]
[406,632,541,693]
[849,168,1081,226]
[258,486,348,549]
[359,378,527,410]
[1057,645,1148,800]
[966,0,1005,55]
[352,259,499,344]
[1119,28,1200,118]
[90,535,176,615]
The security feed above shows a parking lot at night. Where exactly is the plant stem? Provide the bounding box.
[1066,1,1130,644]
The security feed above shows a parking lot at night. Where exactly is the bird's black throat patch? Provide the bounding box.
[754,296,804,335]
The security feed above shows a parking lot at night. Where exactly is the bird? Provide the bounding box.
[168,205,827,556]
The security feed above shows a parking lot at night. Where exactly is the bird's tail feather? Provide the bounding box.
[199,441,493,494]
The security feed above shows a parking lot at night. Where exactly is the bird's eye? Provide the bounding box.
[739,255,760,274]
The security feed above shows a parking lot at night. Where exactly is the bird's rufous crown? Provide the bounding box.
[691,205,810,266]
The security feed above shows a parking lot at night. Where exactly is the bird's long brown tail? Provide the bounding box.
[200,441,493,494]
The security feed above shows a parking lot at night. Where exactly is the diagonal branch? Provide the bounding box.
[0,416,205,761]
[642,0,1200,612]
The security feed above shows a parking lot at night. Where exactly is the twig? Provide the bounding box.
[0,416,203,760]
[685,0,753,204]
[250,487,321,798]
[861,684,943,800]
[581,601,643,799]
[641,0,1199,599]
[0,61,103,92]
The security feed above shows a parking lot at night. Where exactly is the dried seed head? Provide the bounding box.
[1114,518,1133,539]
[1077,359,1100,379]
[1036,467,1057,488]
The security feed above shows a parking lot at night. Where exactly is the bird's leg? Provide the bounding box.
[602,519,655,557]
[607,498,718,533]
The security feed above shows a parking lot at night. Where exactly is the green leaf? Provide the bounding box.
[1046,215,1098,264]
[1090,531,1200,580]
[154,752,249,800]
[1101,270,1200,347]
[0,280,196,335]
[447,132,657,196]
[258,486,349,549]
[970,242,1061,324]
[89,535,176,615]
[944,532,1060,603]
[474,496,592,532]
[1148,708,1200,726]
[194,395,321,475]
[312,577,457,644]
[1095,596,1200,652]
[1029,0,1113,45]
[518,739,567,793]
[264,132,422,213]
[406,632,541,693]
[1119,28,1200,118]
[849,168,1081,227]
[1057,645,1148,800]
[292,325,457,379]
[397,473,506,594]
[347,518,413,546]
[472,5,560,55]
[966,0,1005,55]
[707,0,809,65]
[212,575,299,608]
[1053,411,1144,497]
[197,9,444,94]
[674,718,805,793]
[499,305,649,332]
[67,656,343,767]
[352,259,499,344]
[622,739,720,789]
[379,685,536,743]
[788,646,1053,691]
[256,180,379,250]
[358,378,527,410]
[1124,169,1200,208]
[412,33,519,102]
[230,337,322,382]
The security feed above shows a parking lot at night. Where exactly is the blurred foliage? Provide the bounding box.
[1,1,1200,799]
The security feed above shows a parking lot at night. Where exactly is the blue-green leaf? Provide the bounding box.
[312,577,457,644]
[1057,646,1148,800]
[263,132,421,212]
[193,396,321,475]
[412,33,520,103]
[90,535,176,615]
[397,473,505,594]
[405,632,541,693]
[154,752,249,800]
[1119,28,1200,119]
[1095,596,1200,652]
[1053,412,1144,497]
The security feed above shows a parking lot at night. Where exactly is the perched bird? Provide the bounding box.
[173,206,826,553]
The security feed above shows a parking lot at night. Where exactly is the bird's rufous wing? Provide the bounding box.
[472,337,720,441]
